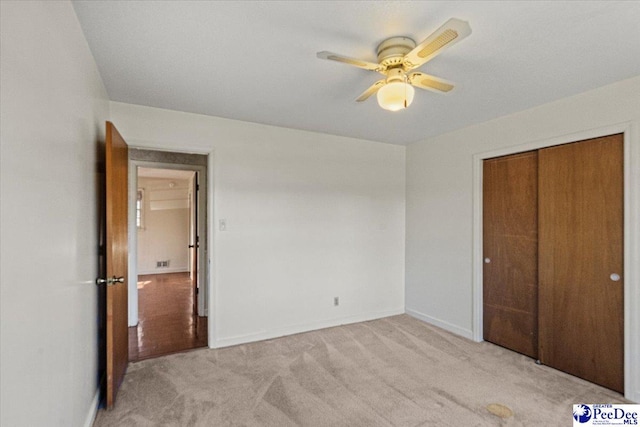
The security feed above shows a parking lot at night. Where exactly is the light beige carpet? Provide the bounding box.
[93,315,628,426]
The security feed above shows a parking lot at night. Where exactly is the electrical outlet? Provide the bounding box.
[334,297,339,306]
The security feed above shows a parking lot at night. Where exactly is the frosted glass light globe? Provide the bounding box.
[376,82,414,111]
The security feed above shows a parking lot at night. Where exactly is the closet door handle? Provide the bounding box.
[484,258,491,264]
[610,273,621,282]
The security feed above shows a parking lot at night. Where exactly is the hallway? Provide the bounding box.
[129,273,207,361]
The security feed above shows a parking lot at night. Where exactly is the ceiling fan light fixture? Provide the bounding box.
[377,81,414,111]
[317,18,471,110]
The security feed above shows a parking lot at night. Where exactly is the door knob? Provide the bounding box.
[610,273,621,282]
[96,276,125,286]
[484,258,491,264]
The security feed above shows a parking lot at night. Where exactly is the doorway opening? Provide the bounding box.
[128,149,208,361]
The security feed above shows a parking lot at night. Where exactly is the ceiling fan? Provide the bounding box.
[317,18,471,111]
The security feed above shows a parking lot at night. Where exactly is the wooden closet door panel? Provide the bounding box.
[538,134,623,393]
[483,151,538,358]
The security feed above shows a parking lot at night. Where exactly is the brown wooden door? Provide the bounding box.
[538,134,624,393]
[105,121,129,408]
[483,151,539,358]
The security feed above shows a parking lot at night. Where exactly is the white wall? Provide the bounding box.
[110,102,406,347]
[406,76,640,401]
[0,2,110,426]
[137,177,190,274]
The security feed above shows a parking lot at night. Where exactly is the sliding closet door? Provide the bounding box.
[483,151,538,358]
[538,134,624,393]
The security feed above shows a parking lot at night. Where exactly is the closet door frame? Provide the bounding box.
[472,122,639,402]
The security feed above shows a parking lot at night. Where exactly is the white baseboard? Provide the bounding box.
[211,308,405,349]
[138,267,189,275]
[405,308,474,340]
[83,388,100,427]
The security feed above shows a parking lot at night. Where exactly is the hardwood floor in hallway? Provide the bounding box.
[129,272,207,361]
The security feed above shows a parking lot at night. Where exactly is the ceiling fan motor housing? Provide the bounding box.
[385,68,408,83]
[376,36,416,68]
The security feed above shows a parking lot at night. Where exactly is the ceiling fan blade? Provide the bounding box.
[317,51,383,72]
[356,80,386,102]
[403,18,471,70]
[408,72,455,93]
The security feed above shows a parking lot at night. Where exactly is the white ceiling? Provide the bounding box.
[72,1,640,146]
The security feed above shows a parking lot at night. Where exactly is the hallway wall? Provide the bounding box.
[137,177,190,274]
